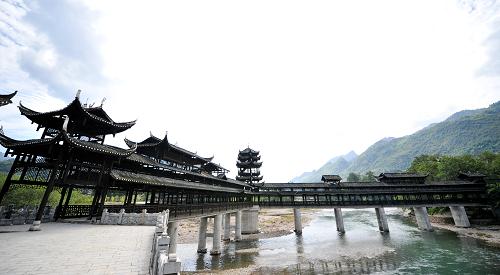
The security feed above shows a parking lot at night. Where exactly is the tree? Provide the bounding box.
[347,172,361,182]
[361,171,375,182]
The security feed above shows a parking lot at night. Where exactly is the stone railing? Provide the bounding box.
[100,208,159,225]
[0,205,54,226]
[150,210,181,275]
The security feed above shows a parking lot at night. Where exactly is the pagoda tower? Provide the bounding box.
[236,147,263,184]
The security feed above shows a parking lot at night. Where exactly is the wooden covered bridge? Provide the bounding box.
[0,91,492,264]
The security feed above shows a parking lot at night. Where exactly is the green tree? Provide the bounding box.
[361,171,375,182]
[346,172,361,182]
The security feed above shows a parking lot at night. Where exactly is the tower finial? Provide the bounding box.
[76,90,81,98]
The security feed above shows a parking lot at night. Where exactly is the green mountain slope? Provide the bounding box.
[291,151,357,182]
[291,101,500,181]
[346,101,500,174]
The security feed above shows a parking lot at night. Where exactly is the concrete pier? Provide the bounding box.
[449,206,470,228]
[241,206,259,234]
[210,214,223,255]
[197,217,208,253]
[334,208,345,233]
[235,210,242,241]
[375,208,389,232]
[223,213,231,241]
[293,208,302,235]
[413,207,433,231]
[167,221,179,261]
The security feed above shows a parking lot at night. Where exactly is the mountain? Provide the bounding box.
[291,151,358,182]
[291,101,500,181]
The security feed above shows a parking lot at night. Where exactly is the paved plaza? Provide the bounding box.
[0,223,155,275]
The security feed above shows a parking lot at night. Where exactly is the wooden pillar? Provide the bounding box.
[29,163,60,231]
[0,155,20,204]
[54,186,68,220]
[133,191,138,205]
[61,186,73,218]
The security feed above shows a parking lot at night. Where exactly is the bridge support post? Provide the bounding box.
[210,214,223,255]
[167,221,179,261]
[334,208,345,233]
[197,217,208,253]
[241,206,259,234]
[235,210,242,241]
[293,208,302,235]
[449,206,470,228]
[375,208,389,232]
[413,207,433,231]
[223,213,231,241]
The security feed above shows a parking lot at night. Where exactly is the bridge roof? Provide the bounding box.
[19,93,136,137]
[262,180,483,189]
[110,169,244,193]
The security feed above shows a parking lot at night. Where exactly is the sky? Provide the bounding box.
[0,0,499,182]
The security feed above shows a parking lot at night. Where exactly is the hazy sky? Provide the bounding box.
[1,0,499,182]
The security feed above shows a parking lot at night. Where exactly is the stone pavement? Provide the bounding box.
[0,223,155,275]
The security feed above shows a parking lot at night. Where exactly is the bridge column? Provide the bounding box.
[413,207,433,231]
[235,210,242,241]
[334,208,345,233]
[449,206,470,228]
[210,214,223,255]
[241,206,259,234]
[223,213,231,241]
[197,217,208,253]
[293,208,302,235]
[167,221,179,261]
[375,208,389,232]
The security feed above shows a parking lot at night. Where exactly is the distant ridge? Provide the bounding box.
[291,101,500,182]
[291,151,358,183]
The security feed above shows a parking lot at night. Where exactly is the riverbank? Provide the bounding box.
[177,208,318,244]
[402,210,500,247]
[431,223,500,247]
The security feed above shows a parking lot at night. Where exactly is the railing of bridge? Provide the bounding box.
[60,201,254,219]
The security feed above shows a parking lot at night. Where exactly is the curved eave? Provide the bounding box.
[0,91,17,105]
[0,90,17,100]
[63,131,136,158]
[0,128,59,149]
[236,161,262,168]
[19,97,136,134]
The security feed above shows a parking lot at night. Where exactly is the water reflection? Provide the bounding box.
[177,208,500,274]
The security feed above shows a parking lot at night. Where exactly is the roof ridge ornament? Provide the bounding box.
[62,115,69,132]
[76,90,81,99]
[100,97,106,107]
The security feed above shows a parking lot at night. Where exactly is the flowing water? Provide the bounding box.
[177,209,500,274]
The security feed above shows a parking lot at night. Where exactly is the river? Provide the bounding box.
[177,208,500,274]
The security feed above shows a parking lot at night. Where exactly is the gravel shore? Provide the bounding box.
[177,208,318,244]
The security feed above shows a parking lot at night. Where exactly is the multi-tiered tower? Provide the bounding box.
[236,147,263,185]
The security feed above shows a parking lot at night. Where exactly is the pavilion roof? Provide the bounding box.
[18,93,136,137]
[124,153,247,188]
[321,175,342,182]
[377,172,428,179]
[0,127,135,159]
[124,132,229,172]
[110,169,243,193]
[239,147,259,155]
[0,91,17,107]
